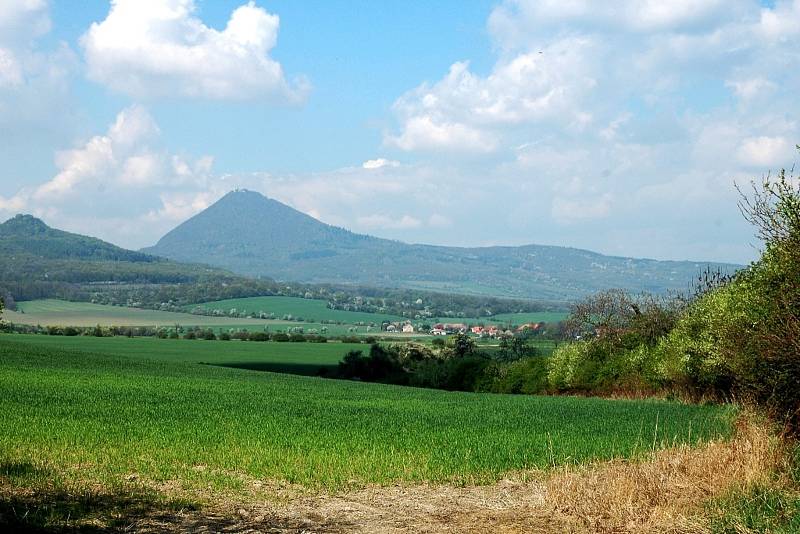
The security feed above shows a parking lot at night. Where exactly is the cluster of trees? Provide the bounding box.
[548,163,800,432]
[333,334,547,394]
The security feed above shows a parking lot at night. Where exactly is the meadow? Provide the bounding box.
[4,334,362,375]
[8,299,294,328]
[5,299,401,336]
[431,311,568,325]
[0,335,734,493]
[193,296,405,324]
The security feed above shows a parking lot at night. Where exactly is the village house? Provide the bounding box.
[402,323,414,333]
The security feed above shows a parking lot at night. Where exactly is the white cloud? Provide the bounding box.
[0,0,51,42]
[0,48,22,87]
[82,0,307,101]
[758,0,800,41]
[357,214,422,230]
[738,136,794,167]
[387,41,596,152]
[387,115,497,153]
[362,158,400,169]
[0,105,218,246]
[725,77,777,101]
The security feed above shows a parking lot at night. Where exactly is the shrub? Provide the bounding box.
[63,326,80,337]
[249,332,270,342]
[201,329,217,341]
[232,331,250,341]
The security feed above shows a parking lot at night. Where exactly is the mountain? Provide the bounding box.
[0,214,156,263]
[0,214,231,293]
[143,190,741,300]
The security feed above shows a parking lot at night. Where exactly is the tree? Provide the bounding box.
[734,158,800,431]
[498,336,540,362]
[448,333,476,359]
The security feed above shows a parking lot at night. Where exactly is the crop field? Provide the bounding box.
[5,300,405,336]
[0,335,733,493]
[192,296,405,324]
[432,312,569,326]
[4,334,362,375]
[7,299,296,328]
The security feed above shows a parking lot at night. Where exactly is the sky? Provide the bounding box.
[0,0,798,264]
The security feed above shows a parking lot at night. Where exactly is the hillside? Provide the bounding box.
[0,214,155,262]
[0,214,235,302]
[144,190,740,300]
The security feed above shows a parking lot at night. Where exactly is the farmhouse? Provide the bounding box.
[444,323,468,334]
[402,323,414,333]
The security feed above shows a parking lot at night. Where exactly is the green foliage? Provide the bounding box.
[498,336,541,362]
[0,336,732,490]
[481,358,549,395]
[708,483,800,533]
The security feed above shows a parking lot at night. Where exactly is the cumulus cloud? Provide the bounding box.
[738,136,795,167]
[82,0,307,101]
[0,0,51,43]
[357,214,422,230]
[376,0,800,262]
[362,158,400,169]
[387,42,596,153]
[0,105,218,247]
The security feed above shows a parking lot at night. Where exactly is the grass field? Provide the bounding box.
[432,312,569,326]
[8,299,294,328]
[193,296,405,324]
[0,334,734,492]
[5,300,405,336]
[3,334,362,375]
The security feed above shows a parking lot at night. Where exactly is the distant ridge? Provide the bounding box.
[0,214,156,262]
[143,190,741,300]
[0,214,231,292]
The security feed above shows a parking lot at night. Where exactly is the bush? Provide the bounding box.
[485,357,548,394]
[219,332,231,341]
[63,326,80,337]
[249,332,269,342]
[272,333,289,342]
[201,329,217,341]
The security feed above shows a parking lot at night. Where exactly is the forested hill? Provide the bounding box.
[144,190,741,300]
[0,214,558,317]
[0,214,156,262]
[0,214,235,301]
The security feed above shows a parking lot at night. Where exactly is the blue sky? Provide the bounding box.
[1,0,798,264]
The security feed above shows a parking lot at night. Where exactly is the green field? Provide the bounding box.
[4,334,361,375]
[0,334,733,492]
[5,299,414,337]
[7,299,295,328]
[193,296,405,324]
[432,312,568,326]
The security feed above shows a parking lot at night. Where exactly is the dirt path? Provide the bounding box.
[3,419,782,533]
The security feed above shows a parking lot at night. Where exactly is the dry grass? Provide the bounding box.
[2,414,794,533]
[542,414,786,533]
